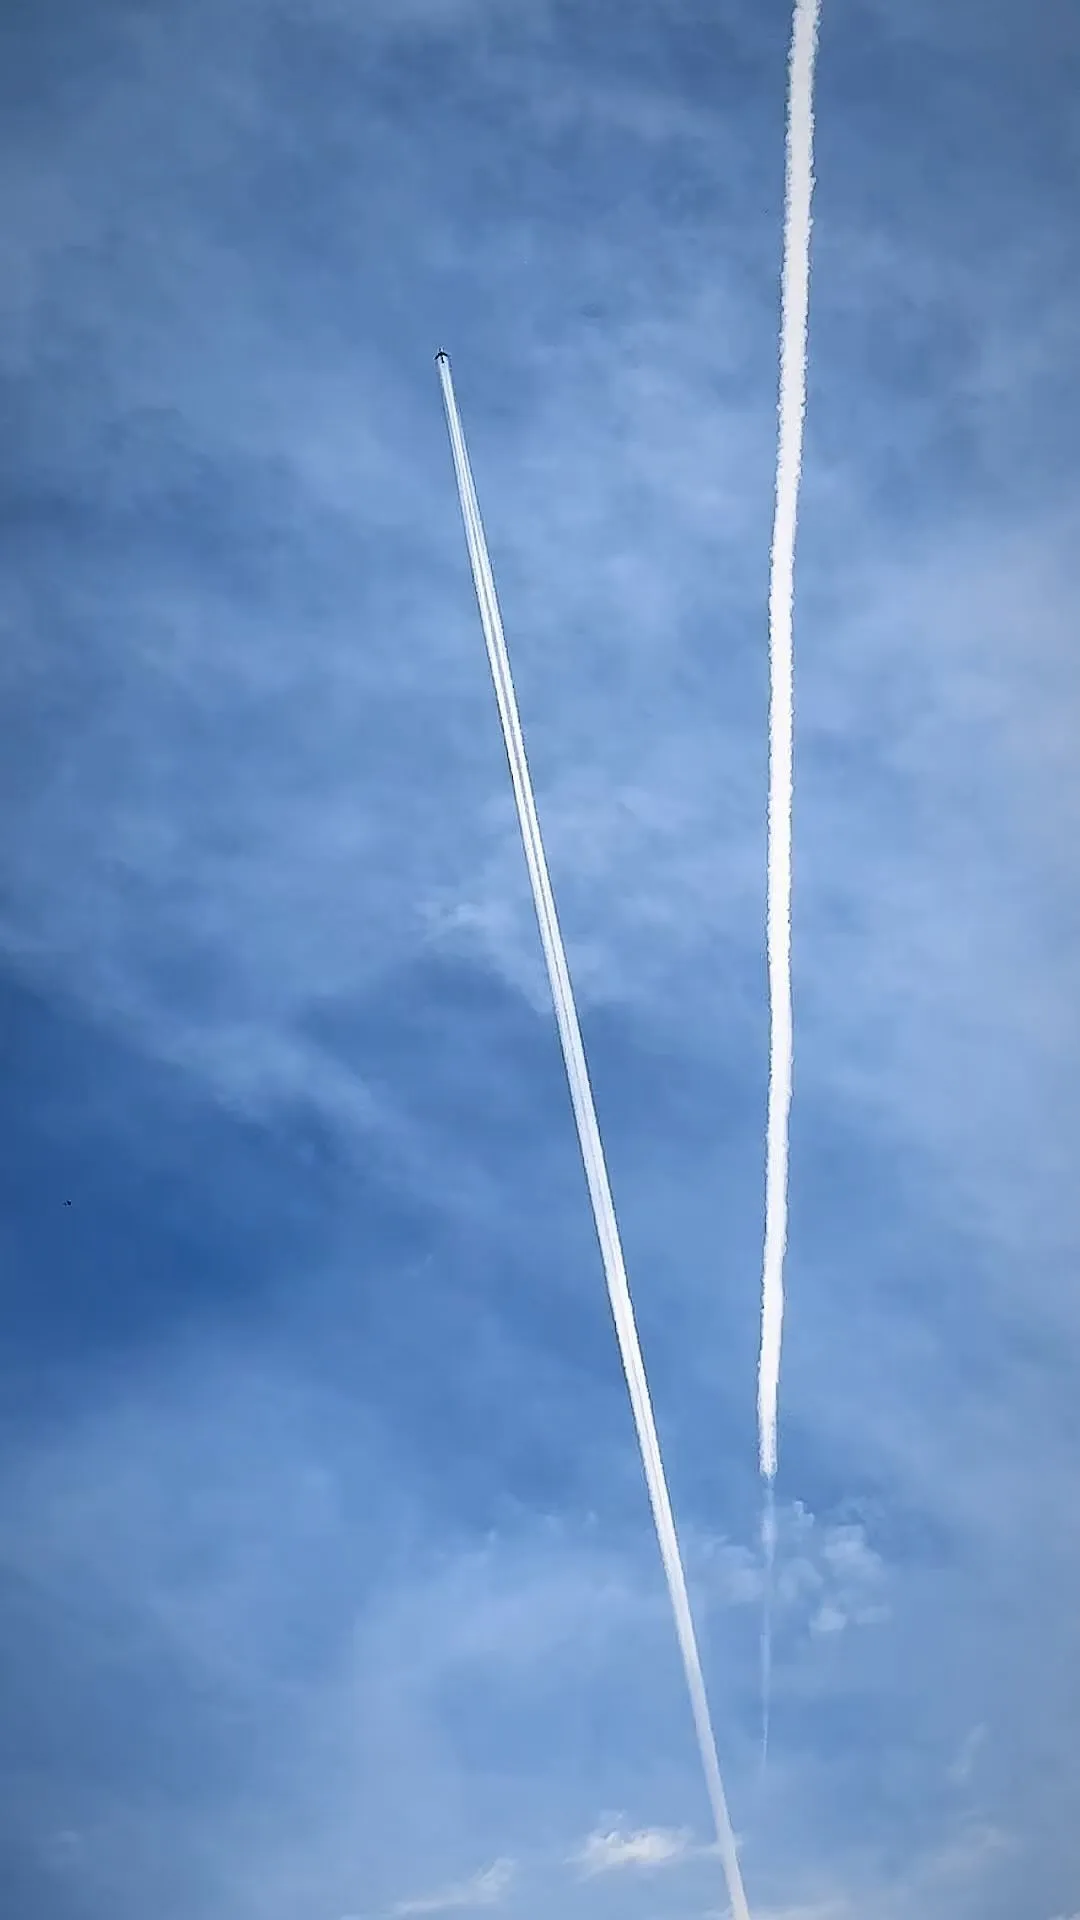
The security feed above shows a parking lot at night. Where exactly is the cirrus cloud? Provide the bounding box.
[391,1859,516,1915]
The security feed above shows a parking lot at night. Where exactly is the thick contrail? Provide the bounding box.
[759,0,822,1760]
[437,351,751,1920]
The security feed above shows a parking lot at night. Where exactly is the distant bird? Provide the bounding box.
[64,1199,71,1207]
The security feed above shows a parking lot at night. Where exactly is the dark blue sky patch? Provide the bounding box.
[0,971,425,1391]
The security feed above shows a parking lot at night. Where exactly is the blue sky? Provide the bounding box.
[1,0,1078,1915]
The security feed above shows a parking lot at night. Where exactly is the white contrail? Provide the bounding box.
[760,0,822,1481]
[759,0,821,1765]
[437,351,751,1920]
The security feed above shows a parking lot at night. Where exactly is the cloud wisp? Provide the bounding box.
[575,1823,693,1876]
[759,0,822,1766]
[392,1860,516,1915]
[436,349,751,1920]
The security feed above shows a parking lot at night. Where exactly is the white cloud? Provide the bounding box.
[749,1907,854,1920]
[925,1822,1013,1881]
[575,1823,692,1875]
[695,1504,889,1638]
[392,1859,516,1915]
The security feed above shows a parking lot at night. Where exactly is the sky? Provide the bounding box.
[0,1,1078,1917]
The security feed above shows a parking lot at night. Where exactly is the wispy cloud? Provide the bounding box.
[392,1859,516,1915]
[696,1504,889,1637]
[575,1823,693,1875]
[726,1907,851,1920]
[2,3,1078,1919]
[946,1723,986,1787]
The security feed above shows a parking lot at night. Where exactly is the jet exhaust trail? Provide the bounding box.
[437,351,752,1920]
[759,0,822,1763]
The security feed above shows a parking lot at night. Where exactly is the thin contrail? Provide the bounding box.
[758,1482,777,1777]
[437,351,751,1920]
[759,0,822,1763]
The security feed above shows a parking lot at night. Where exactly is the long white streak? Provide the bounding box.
[437,351,751,1920]
[758,0,820,1774]
[759,0,821,1490]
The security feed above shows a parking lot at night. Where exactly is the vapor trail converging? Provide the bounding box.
[437,352,751,1920]
[759,0,821,1763]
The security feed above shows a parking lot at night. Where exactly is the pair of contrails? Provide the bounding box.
[434,8,820,1915]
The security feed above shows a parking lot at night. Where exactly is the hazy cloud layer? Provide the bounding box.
[0,1,1078,1918]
